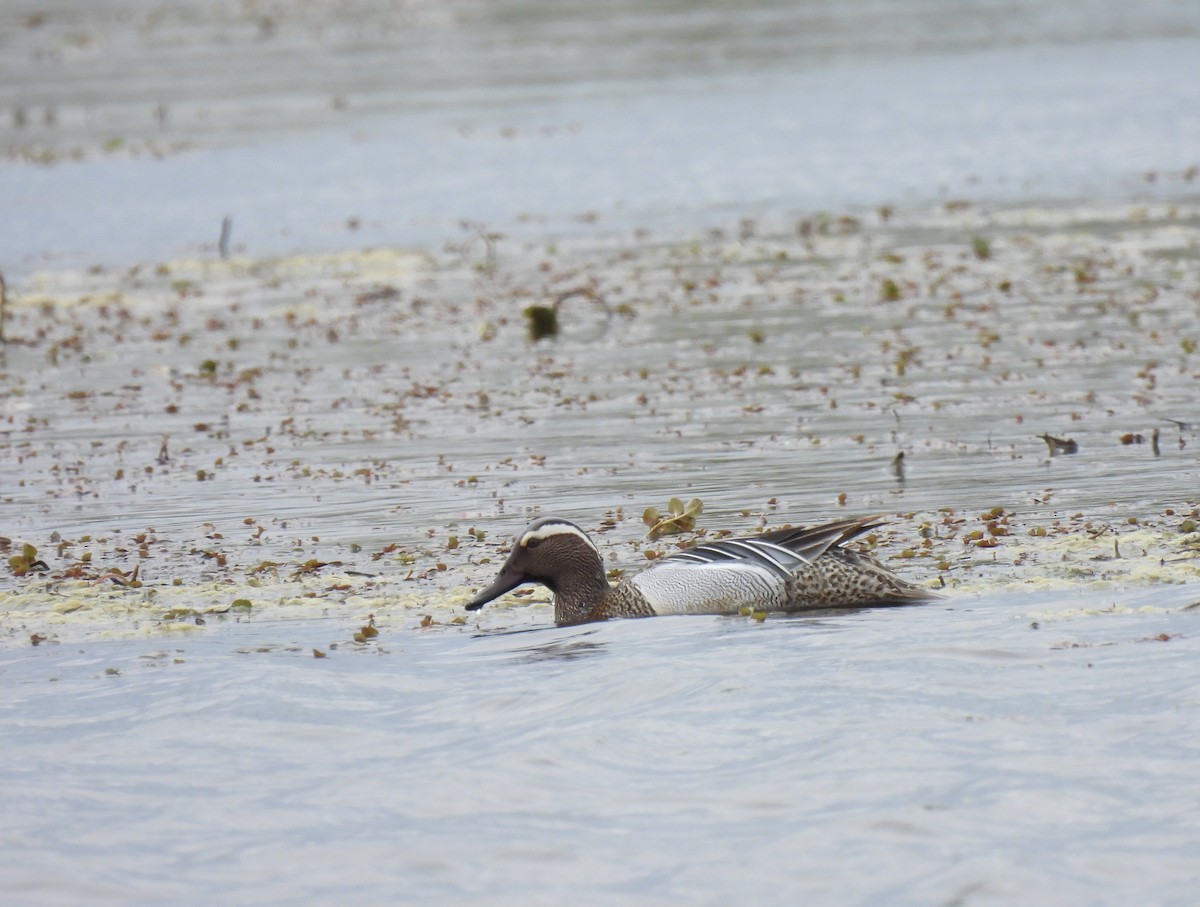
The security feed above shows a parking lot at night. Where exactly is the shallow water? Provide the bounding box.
[4,2,1200,905]
[3,199,1199,623]
[3,586,1199,906]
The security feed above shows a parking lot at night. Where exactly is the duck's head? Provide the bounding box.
[465,517,604,611]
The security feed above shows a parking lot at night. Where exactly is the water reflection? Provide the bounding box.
[512,636,608,663]
[471,624,610,663]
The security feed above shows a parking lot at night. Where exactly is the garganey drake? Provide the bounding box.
[466,514,935,625]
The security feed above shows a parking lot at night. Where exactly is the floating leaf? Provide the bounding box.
[644,497,704,538]
[8,543,49,577]
[1038,433,1078,455]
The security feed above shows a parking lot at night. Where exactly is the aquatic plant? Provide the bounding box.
[523,304,558,340]
[643,497,704,538]
[1038,433,1078,455]
[7,542,49,577]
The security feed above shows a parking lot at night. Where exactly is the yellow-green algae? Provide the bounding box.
[3,516,1196,645]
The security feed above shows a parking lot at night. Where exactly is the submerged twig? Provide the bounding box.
[524,286,612,341]
[90,564,141,587]
[459,221,502,274]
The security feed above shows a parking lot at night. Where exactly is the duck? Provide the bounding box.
[465,514,935,625]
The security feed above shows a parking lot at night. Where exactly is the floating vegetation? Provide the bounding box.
[523,304,559,340]
[523,286,612,341]
[354,615,379,643]
[7,542,49,577]
[90,565,142,588]
[643,498,704,538]
[3,200,1200,641]
[1039,433,1079,456]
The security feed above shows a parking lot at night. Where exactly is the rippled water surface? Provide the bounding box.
[3,2,1200,904]
[3,588,1199,906]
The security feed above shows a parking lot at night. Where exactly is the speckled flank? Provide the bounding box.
[784,550,932,609]
[630,562,786,615]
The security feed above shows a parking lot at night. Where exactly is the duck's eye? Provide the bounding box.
[524,537,541,549]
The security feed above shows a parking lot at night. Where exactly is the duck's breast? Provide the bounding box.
[629,561,787,615]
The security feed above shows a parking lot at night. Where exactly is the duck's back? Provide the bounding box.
[620,516,933,616]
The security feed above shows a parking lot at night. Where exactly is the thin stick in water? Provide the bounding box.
[218,216,232,259]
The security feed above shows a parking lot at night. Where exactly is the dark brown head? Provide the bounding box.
[465,517,608,612]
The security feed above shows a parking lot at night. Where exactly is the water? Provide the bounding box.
[3,587,1198,906]
[3,202,1198,591]
[3,3,1200,273]
[4,2,1200,904]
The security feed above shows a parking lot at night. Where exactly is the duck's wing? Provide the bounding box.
[755,515,887,561]
[661,515,885,575]
[660,536,810,579]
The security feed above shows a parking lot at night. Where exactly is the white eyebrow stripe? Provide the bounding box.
[519,521,599,553]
